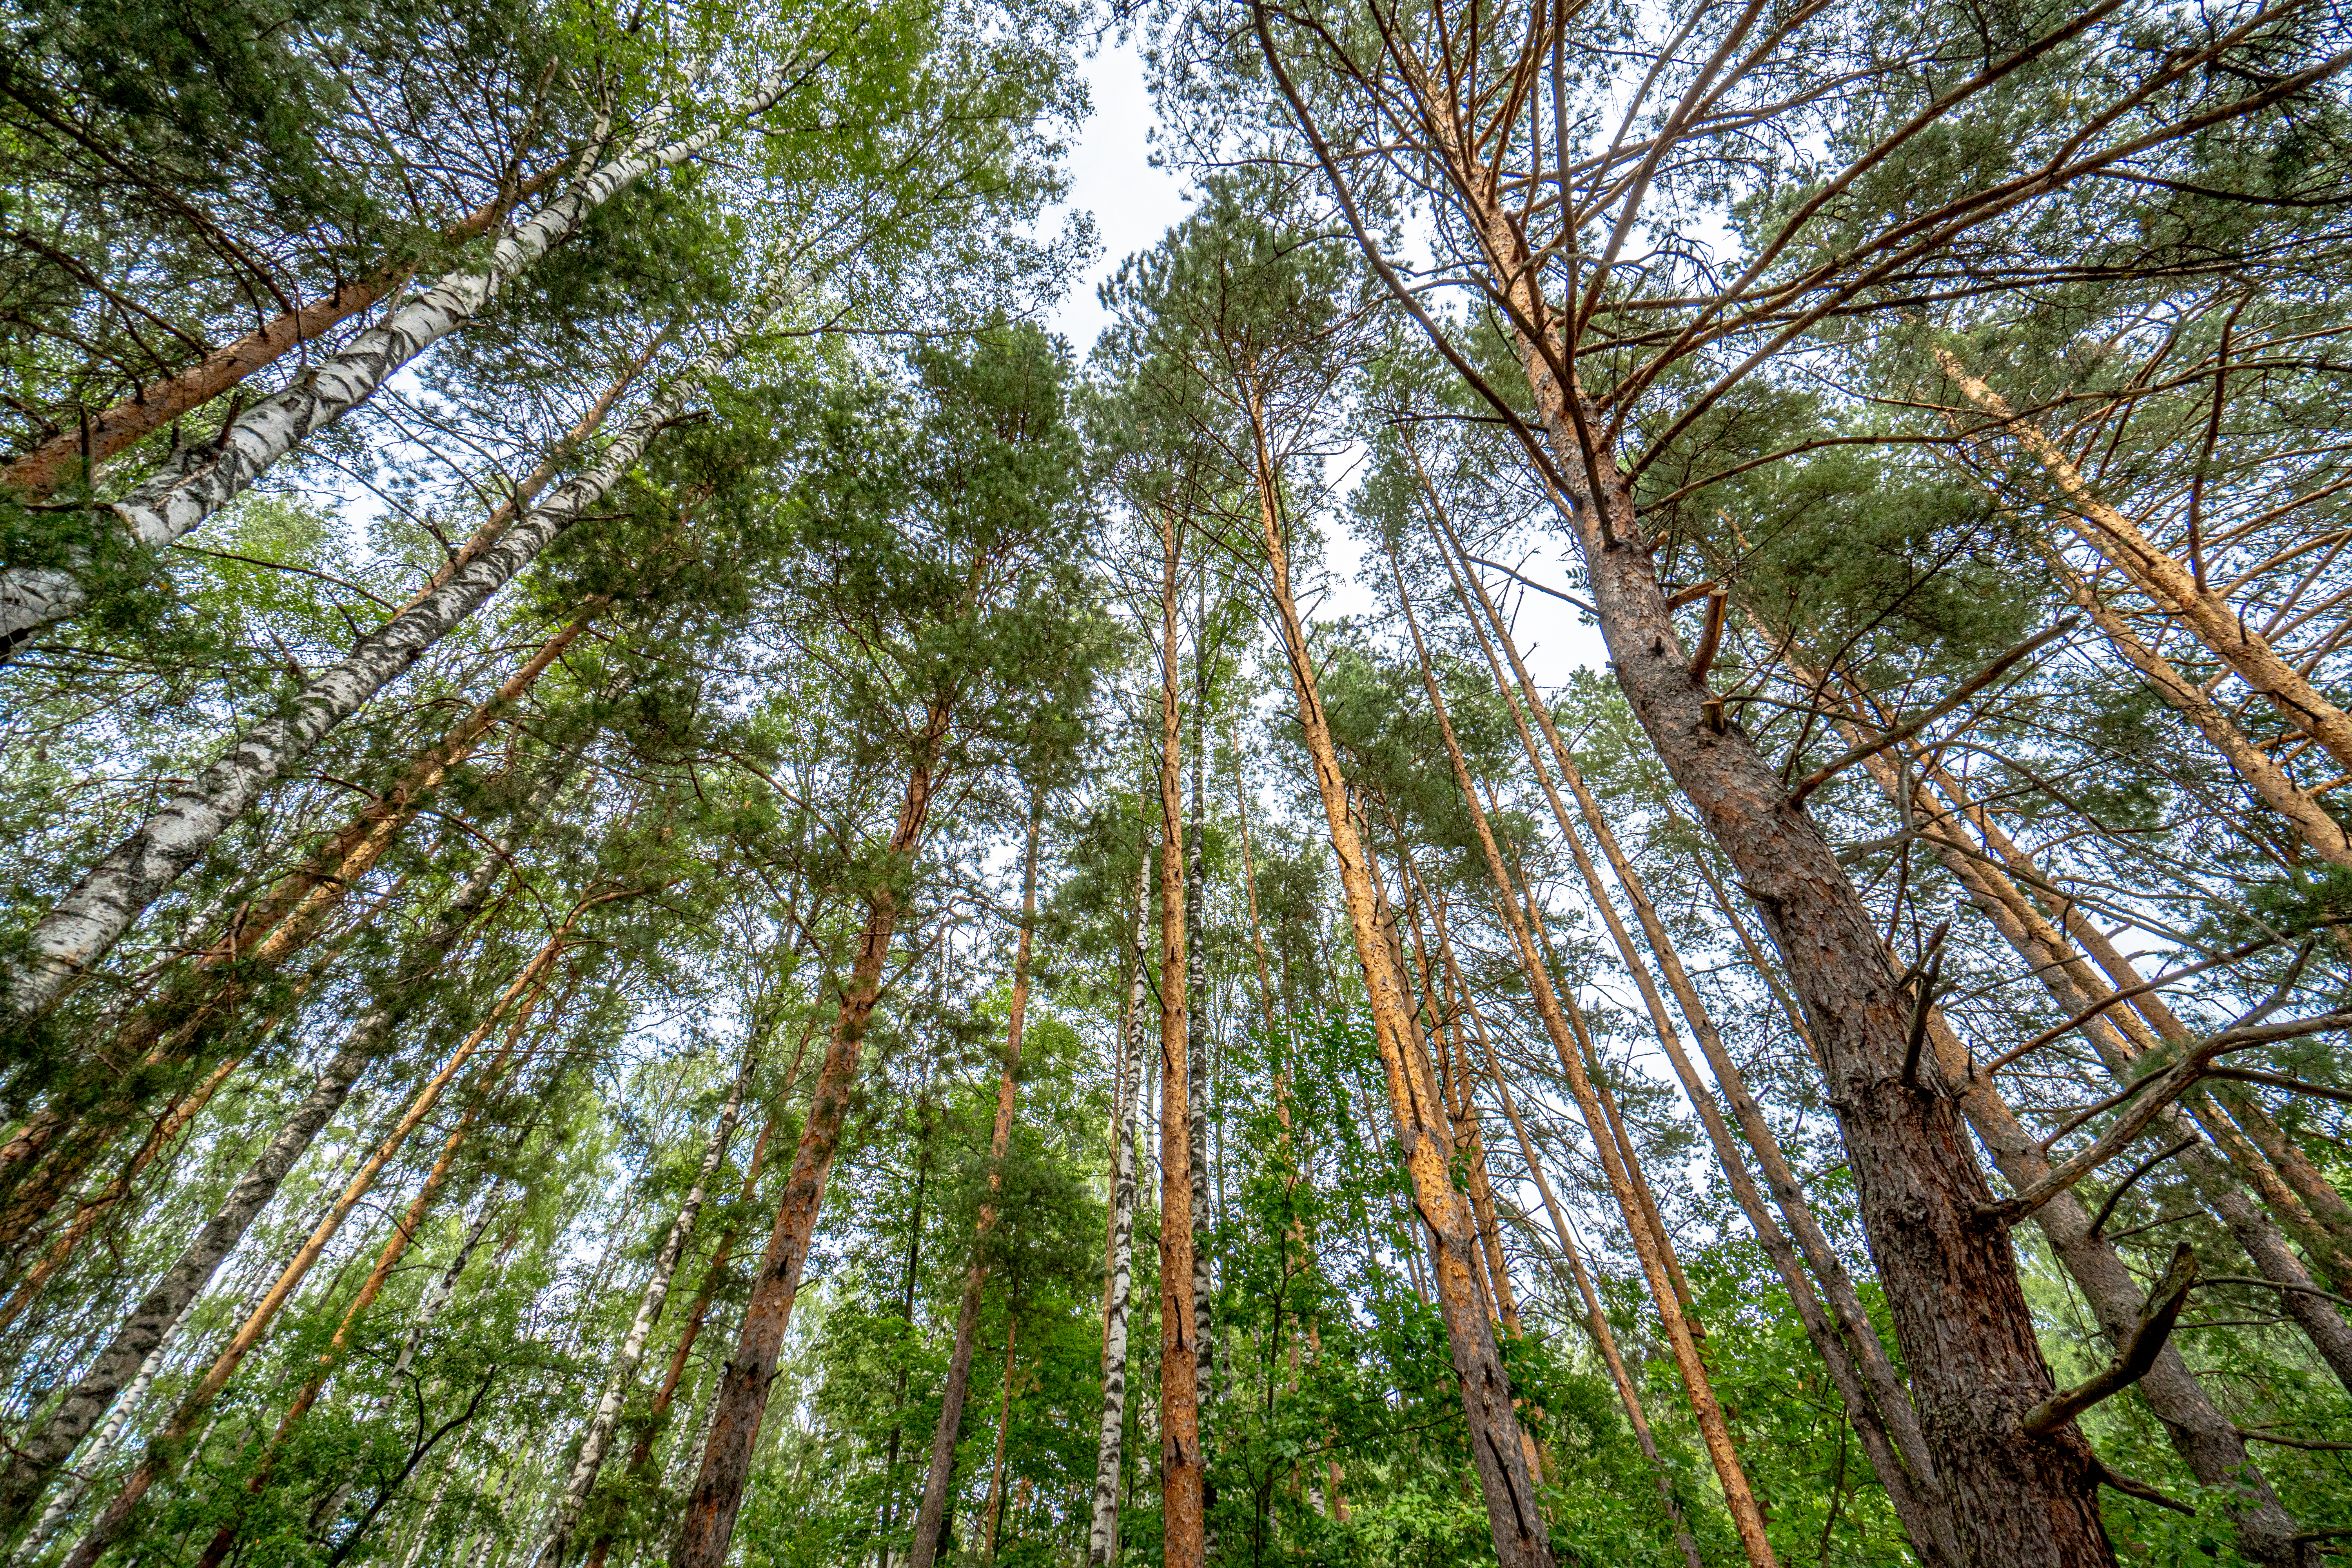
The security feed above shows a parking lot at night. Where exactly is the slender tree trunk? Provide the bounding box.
[668,704,950,1568]
[1383,537,1771,1568]
[1939,352,2352,775]
[57,918,576,1568]
[982,1318,1018,1561]
[1154,504,1208,1568]
[2,1289,185,1566]
[1419,516,1956,1562]
[1,308,763,1030]
[1447,943,1706,1568]
[1246,422,1550,1568]
[535,1051,754,1566]
[0,55,808,654]
[908,794,1043,1568]
[0,608,592,1258]
[0,765,571,1535]
[0,172,561,500]
[1088,854,1150,1568]
[1184,649,1217,1469]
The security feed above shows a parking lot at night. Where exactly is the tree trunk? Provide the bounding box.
[1154,504,1208,1568]
[1247,428,1550,1568]
[535,1050,754,1566]
[1,311,754,1030]
[1384,537,1771,1568]
[1939,352,2352,775]
[982,1318,1018,1561]
[0,55,807,654]
[907,793,1042,1568]
[0,172,560,500]
[1087,854,1149,1567]
[0,768,568,1535]
[57,917,575,1568]
[1418,516,1957,1563]
[667,703,949,1568]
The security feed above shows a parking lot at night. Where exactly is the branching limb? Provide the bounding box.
[2019,1244,2197,1436]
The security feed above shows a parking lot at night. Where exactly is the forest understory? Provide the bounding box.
[0,0,2349,1562]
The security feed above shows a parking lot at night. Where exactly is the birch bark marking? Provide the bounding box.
[535,1052,753,1567]
[669,702,949,1568]
[1153,504,1207,1568]
[1248,435,1550,1568]
[3,314,756,1030]
[0,50,808,653]
[1381,539,1767,1568]
[1939,351,2352,775]
[1419,510,1955,1563]
[1086,853,1149,1567]
[907,792,1043,1568]
[0,768,568,1536]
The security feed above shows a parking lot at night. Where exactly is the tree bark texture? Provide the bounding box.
[1086,857,1149,1568]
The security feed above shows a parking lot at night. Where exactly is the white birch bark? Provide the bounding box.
[4,1310,183,1566]
[2,309,760,1029]
[532,1059,750,1566]
[0,50,811,656]
[1085,866,1149,1568]
[0,764,564,1532]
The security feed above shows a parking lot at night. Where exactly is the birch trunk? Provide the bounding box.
[0,769,565,1535]
[1153,503,1208,1568]
[668,705,949,1568]
[534,1054,750,1567]
[907,794,1041,1568]
[1085,856,1149,1567]
[1247,437,1550,1568]
[1184,688,1217,1441]
[1938,351,2352,775]
[3,1290,185,1566]
[0,54,807,653]
[0,609,590,1259]
[2,311,756,1030]
[1417,520,1956,1563]
[1383,539,1770,1568]
[58,918,573,1568]
[0,173,561,501]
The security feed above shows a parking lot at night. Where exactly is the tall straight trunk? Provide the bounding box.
[1153,506,1208,1568]
[1184,679,1216,1445]
[908,793,1042,1568]
[0,51,810,654]
[1087,854,1150,1568]
[0,171,561,500]
[535,1051,754,1566]
[1245,423,1550,1568]
[2,305,764,1031]
[1385,130,2118,1553]
[1939,352,2352,775]
[58,918,577,1568]
[1418,518,1956,1562]
[0,608,592,1258]
[668,703,950,1568]
[1445,940,1705,1568]
[0,757,573,1535]
[1382,537,1772,1568]
[981,1318,1018,1561]
[2038,541,2352,869]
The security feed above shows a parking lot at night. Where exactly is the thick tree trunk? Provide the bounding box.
[2,314,753,1030]
[1154,505,1208,1568]
[535,1053,753,1566]
[1418,520,1957,1563]
[1249,444,1550,1568]
[1385,540,1771,1568]
[667,706,948,1568]
[0,769,568,1535]
[907,796,1041,1568]
[1086,857,1149,1567]
[0,173,559,500]
[57,918,575,1568]
[0,57,806,653]
[1940,353,2352,775]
